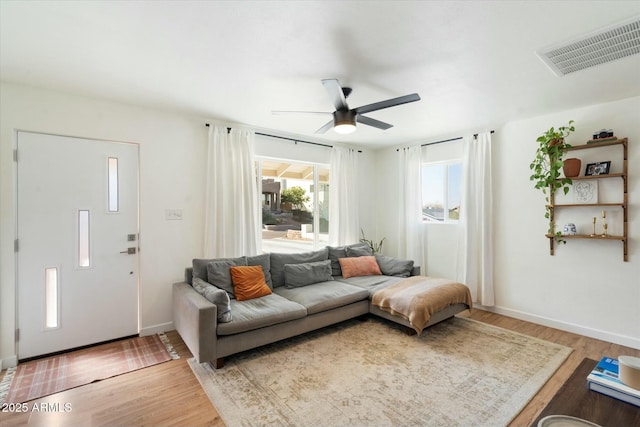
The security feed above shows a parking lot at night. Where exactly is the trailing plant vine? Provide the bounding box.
[529,120,575,243]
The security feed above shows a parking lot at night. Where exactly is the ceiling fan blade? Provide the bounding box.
[272,110,332,115]
[353,93,421,115]
[357,115,393,130]
[314,119,335,134]
[321,79,349,111]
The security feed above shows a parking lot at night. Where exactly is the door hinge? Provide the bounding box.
[13,149,18,162]
[14,239,19,252]
[15,329,19,342]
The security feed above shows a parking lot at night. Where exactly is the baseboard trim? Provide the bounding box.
[140,321,174,337]
[1,355,18,370]
[476,304,640,350]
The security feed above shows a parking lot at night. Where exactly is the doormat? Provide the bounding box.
[189,317,572,427]
[0,333,178,404]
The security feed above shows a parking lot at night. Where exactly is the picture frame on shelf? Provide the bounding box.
[585,161,611,176]
[573,180,598,204]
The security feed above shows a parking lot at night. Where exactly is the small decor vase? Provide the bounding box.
[563,223,577,235]
[563,158,581,178]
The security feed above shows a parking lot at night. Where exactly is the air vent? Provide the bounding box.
[537,17,640,76]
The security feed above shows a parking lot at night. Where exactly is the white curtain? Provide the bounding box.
[329,146,360,245]
[397,146,425,268]
[203,126,260,258]
[457,132,494,306]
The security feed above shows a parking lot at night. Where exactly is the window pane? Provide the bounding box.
[422,164,445,222]
[45,267,59,329]
[78,210,90,267]
[260,160,316,253]
[108,157,119,212]
[447,163,462,221]
[318,166,330,246]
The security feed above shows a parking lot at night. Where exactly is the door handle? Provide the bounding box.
[120,247,137,255]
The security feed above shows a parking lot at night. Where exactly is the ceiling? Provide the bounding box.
[1,1,639,149]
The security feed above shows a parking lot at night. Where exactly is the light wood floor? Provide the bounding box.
[1,309,638,426]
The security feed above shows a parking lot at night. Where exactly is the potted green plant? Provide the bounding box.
[360,229,385,254]
[529,120,576,242]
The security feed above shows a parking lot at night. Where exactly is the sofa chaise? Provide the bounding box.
[173,243,471,368]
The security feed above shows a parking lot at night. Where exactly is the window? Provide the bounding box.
[45,267,59,329]
[256,158,329,253]
[107,157,119,212]
[421,161,461,223]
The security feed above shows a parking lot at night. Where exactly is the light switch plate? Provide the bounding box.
[165,209,183,220]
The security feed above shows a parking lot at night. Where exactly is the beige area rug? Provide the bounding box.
[189,317,572,427]
[0,333,179,404]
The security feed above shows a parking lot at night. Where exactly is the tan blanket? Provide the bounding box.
[371,276,473,334]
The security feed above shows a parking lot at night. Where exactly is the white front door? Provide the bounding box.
[16,131,139,359]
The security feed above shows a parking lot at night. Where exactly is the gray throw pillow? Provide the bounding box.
[270,248,329,288]
[284,260,334,288]
[345,244,373,257]
[328,243,371,276]
[191,277,232,323]
[247,253,273,289]
[375,254,414,277]
[207,260,242,298]
[192,256,246,281]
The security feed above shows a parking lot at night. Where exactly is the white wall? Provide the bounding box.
[492,96,639,348]
[375,96,640,348]
[0,82,207,367]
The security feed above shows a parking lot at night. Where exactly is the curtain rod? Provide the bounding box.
[204,123,362,152]
[396,130,495,151]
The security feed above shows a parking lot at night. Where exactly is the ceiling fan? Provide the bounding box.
[273,79,421,135]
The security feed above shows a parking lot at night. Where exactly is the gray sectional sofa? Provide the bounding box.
[173,243,469,368]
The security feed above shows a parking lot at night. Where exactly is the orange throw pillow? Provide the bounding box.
[229,265,272,301]
[338,256,382,279]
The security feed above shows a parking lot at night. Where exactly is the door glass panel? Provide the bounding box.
[78,210,90,267]
[108,157,119,212]
[45,267,59,329]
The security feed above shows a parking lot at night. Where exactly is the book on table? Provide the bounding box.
[587,357,640,407]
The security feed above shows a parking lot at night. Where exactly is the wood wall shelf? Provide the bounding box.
[549,203,625,208]
[546,234,625,241]
[565,139,626,151]
[567,173,625,181]
[547,137,628,261]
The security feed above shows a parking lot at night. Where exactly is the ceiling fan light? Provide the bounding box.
[334,123,356,134]
[333,110,356,134]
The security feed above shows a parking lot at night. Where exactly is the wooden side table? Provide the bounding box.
[533,358,640,427]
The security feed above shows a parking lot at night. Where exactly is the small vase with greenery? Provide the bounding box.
[529,120,575,242]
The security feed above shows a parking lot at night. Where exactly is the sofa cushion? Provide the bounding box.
[230,266,272,301]
[270,248,329,288]
[247,253,273,288]
[339,256,382,279]
[327,243,371,276]
[191,277,232,323]
[217,294,307,336]
[284,260,333,288]
[193,256,247,281]
[335,275,406,297]
[274,281,369,315]
[375,254,414,278]
[207,259,244,298]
